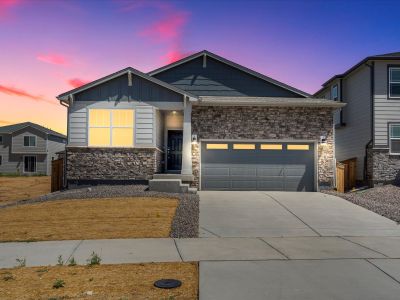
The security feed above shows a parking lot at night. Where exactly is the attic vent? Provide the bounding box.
[128,71,133,86]
[203,54,207,68]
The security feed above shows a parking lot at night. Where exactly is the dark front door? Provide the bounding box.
[167,130,183,171]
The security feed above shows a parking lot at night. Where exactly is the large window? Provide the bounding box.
[88,109,134,147]
[24,156,36,173]
[24,136,36,147]
[389,67,400,99]
[389,124,400,155]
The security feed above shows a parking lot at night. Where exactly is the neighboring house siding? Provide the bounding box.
[11,127,47,153]
[46,135,66,175]
[335,65,371,179]
[374,60,400,146]
[153,56,303,97]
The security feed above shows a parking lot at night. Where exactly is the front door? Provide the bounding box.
[167,130,183,172]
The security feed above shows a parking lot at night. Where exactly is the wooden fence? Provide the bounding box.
[336,158,357,193]
[51,158,64,192]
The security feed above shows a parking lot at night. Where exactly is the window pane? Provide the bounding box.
[390,68,400,82]
[391,140,400,154]
[390,83,400,97]
[206,144,228,150]
[112,128,134,147]
[89,128,111,146]
[260,144,282,150]
[233,144,255,150]
[24,136,29,146]
[287,144,310,150]
[30,136,36,146]
[391,125,400,138]
[89,109,111,127]
[332,85,338,100]
[112,110,134,127]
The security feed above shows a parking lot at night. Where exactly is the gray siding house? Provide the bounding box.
[58,50,344,191]
[314,52,400,186]
[0,122,67,175]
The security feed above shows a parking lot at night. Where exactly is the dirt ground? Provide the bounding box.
[0,262,198,300]
[0,197,178,242]
[0,176,51,205]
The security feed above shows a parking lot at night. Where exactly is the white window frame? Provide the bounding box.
[389,124,400,155]
[23,135,37,147]
[88,109,135,147]
[23,155,37,173]
[389,67,400,99]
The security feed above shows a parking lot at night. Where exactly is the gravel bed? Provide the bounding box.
[0,185,199,238]
[323,184,400,223]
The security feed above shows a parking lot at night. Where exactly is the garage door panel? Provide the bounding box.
[201,142,315,191]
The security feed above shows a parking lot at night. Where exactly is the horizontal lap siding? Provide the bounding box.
[136,106,154,146]
[374,60,400,147]
[11,128,47,153]
[68,104,87,146]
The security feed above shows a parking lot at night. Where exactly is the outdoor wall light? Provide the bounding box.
[191,134,198,144]
[172,110,177,115]
[320,135,327,144]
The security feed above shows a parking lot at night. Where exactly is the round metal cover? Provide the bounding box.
[154,279,182,289]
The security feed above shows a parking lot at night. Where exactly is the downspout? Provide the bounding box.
[59,98,70,188]
[364,61,374,184]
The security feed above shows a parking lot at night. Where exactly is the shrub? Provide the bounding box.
[52,279,65,289]
[86,252,101,266]
[68,256,77,266]
[57,255,64,266]
[15,257,26,267]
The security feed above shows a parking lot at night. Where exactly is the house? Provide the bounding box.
[314,52,400,186]
[57,50,344,191]
[0,122,67,175]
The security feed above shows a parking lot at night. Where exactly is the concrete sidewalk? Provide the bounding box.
[1,236,400,268]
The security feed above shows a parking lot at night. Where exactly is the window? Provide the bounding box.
[233,144,255,150]
[0,155,2,166]
[24,156,36,173]
[0,135,3,144]
[287,144,310,151]
[24,136,36,147]
[332,85,338,101]
[389,124,400,154]
[88,109,134,147]
[206,144,228,150]
[260,144,283,150]
[389,67,400,98]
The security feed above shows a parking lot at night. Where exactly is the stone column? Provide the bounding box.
[181,100,193,175]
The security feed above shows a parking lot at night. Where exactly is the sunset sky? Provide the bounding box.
[0,0,399,134]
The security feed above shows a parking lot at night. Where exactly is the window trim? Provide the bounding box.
[88,109,135,148]
[389,123,400,155]
[388,65,400,99]
[23,135,37,147]
[23,155,37,173]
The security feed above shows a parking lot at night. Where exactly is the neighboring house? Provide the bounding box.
[57,50,344,191]
[314,52,400,186]
[0,122,67,175]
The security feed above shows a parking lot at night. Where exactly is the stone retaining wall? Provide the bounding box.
[367,147,400,185]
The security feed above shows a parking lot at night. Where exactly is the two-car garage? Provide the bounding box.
[200,141,316,191]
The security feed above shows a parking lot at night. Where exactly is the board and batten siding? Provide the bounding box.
[374,60,400,147]
[68,101,159,148]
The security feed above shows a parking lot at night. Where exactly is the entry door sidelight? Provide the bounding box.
[167,130,183,171]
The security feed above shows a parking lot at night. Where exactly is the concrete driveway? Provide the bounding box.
[199,191,400,299]
[199,191,400,237]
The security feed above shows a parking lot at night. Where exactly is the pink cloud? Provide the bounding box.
[0,0,21,20]
[163,49,195,64]
[140,10,189,42]
[68,78,90,88]
[36,53,68,66]
[0,84,57,105]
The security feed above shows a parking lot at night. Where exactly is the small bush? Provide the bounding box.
[57,255,64,266]
[68,256,77,266]
[52,279,65,289]
[15,257,26,267]
[86,252,101,266]
[2,272,14,281]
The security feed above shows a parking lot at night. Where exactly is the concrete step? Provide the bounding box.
[188,187,198,194]
[149,179,197,194]
[152,173,194,182]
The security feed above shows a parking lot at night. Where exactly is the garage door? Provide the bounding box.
[201,141,315,191]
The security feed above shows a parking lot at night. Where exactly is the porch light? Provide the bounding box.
[172,110,177,114]
[191,134,198,144]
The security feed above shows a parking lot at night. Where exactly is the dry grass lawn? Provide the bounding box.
[0,176,51,205]
[0,197,178,242]
[0,262,198,300]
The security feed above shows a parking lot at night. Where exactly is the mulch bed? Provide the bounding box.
[0,185,199,238]
[323,184,400,223]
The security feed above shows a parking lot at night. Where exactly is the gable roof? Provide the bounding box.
[0,122,66,139]
[315,51,400,94]
[148,50,311,98]
[57,67,198,102]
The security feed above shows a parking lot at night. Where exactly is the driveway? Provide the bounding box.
[199,191,400,237]
[199,191,400,300]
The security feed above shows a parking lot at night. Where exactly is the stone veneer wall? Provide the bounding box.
[367,147,400,185]
[67,147,162,181]
[191,106,334,188]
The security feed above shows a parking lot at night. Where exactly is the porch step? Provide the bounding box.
[149,179,197,194]
[152,173,194,182]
